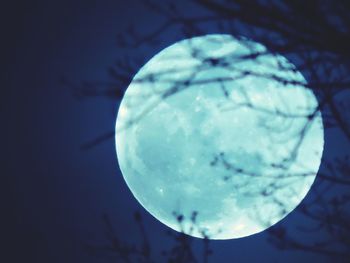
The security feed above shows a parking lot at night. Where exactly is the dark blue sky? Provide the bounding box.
[3,1,348,262]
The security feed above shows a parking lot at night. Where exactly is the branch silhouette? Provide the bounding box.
[66,1,350,262]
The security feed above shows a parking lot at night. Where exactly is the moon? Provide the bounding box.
[115,34,324,239]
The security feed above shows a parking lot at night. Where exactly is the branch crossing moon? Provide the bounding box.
[115,34,324,239]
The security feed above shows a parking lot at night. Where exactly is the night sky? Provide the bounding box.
[3,1,350,263]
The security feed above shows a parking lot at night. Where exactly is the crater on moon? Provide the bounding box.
[115,34,324,239]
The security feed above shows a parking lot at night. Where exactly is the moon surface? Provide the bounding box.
[115,34,324,239]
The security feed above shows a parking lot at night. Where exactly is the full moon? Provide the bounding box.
[115,34,324,239]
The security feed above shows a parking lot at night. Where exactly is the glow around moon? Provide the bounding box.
[115,34,324,239]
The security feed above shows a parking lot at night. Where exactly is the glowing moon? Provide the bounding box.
[115,34,324,239]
